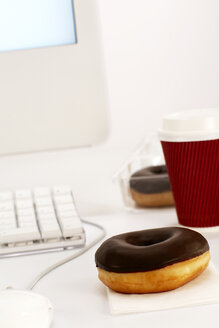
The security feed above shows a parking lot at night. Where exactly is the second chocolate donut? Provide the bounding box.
[129,165,174,207]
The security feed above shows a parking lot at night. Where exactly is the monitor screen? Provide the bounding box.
[0,0,77,52]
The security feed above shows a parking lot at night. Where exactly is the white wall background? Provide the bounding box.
[98,0,219,148]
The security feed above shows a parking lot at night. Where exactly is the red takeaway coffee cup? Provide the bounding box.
[159,109,219,227]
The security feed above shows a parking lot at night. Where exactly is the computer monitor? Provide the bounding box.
[0,0,108,155]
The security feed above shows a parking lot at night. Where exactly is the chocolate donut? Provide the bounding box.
[129,165,174,207]
[95,227,210,293]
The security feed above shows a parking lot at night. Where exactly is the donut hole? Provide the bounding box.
[133,241,159,246]
[150,165,167,175]
[127,234,170,247]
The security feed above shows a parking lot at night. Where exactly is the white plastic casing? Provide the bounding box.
[0,0,108,154]
[0,289,53,328]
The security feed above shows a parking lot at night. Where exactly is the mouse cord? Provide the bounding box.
[27,219,106,291]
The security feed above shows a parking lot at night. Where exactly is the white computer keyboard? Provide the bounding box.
[0,186,85,258]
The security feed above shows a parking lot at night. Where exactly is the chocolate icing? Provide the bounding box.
[129,165,171,194]
[95,227,209,273]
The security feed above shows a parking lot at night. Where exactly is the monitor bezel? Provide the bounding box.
[0,0,109,155]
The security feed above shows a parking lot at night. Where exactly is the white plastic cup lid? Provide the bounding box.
[159,109,219,142]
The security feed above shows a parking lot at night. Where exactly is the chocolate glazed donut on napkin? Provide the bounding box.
[95,227,210,294]
[129,165,174,207]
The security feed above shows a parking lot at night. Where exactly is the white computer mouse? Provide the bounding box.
[0,289,53,328]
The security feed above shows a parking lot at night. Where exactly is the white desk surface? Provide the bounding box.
[0,144,218,328]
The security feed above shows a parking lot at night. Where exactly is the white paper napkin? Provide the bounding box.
[107,262,219,315]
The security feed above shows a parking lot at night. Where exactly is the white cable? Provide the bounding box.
[28,219,106,290]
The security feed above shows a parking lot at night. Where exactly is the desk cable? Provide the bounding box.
[28,219,106,290]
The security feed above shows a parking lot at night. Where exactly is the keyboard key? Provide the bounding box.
[54,195,73,204]
[35,197,53,207]
[18,215,36,224]
[59,217,83,237]
[0,211,16,220]
[0,227,41,244]
[39,222,62,239]
[53,186,71,196]
[0,222,17,229]
[56,204,75,213]
[15,190,32,199]
[0,216,16,225]
[37,213,57,222]
[34,188,50,198]
[37,207,55,215]
[0,202,14,211]
[17,208,35,217]
[0,192,13,202]
[19,221,37,228]
[16,200,33,209]
[57,210,78,220]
